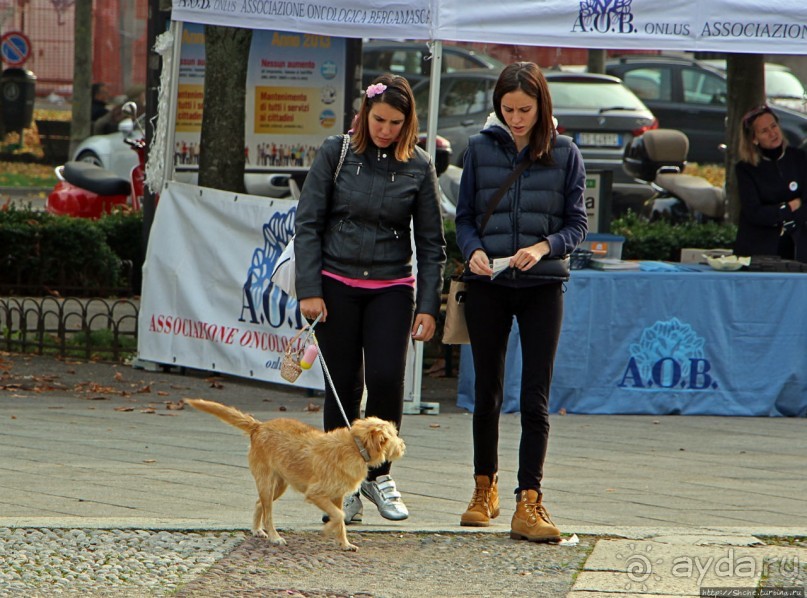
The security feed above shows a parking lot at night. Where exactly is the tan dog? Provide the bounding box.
[185,398,405,551]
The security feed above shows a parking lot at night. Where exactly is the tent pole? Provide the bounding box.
[162,20,183,186]
[405,39,443,415]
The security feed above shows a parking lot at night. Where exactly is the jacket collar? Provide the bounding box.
[480,112,559,146]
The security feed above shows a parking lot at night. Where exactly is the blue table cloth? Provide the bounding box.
[457,268,807,417]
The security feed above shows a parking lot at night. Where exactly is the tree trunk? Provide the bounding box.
[725,54,764,225]
[198,25,252,193]
[69,0,93,156]
[587,50,606,74]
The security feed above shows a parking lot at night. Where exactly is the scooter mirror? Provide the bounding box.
[121,101,138,118]
[118,118,135,135]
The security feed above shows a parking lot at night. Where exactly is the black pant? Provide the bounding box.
[315,276,414,479]
[465,280,563,493]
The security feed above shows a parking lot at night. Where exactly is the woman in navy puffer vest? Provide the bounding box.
[455,62,587,542]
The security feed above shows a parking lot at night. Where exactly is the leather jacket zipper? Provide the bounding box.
[391,171,415,183]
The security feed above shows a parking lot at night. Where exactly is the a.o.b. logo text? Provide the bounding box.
[573,0,637,34]
[619,318,720,391]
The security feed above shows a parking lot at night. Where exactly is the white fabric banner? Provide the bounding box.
[172,0,807,55]
[137,181,325,390]
[171,0,432,40]
[436,0,807,54]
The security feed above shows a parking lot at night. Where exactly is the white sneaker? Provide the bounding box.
[361,475,409,521]
[322,492,363,524]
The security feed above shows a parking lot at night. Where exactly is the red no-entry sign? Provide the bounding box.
[1,31,32,67]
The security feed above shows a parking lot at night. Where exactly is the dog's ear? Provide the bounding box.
[365,422,392,456]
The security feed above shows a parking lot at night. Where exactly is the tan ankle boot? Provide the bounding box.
[510,489,560,542]
[460,474,500,527]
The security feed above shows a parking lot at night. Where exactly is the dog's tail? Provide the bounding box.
[184,399,260,434]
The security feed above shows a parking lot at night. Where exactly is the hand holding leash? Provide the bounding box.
[300,297,328,322]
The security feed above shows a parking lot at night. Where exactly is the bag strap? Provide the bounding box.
[480,157,533,233]
[333,134,350,183]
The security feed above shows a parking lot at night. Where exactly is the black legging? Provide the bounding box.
[314,275,415,479]
[464,280,563,493]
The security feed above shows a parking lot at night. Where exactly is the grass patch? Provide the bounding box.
[0,161,58,187]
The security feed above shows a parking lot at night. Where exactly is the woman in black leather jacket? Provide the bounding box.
[295,74,445,524]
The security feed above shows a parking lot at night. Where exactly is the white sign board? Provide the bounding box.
[175,24,350,170]
[138,182,324,389]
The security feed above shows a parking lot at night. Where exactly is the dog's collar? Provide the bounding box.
[353,436,371,463]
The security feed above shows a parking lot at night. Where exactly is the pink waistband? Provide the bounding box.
[323,270,415,290]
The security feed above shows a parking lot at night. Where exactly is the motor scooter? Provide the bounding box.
[47,102,147,218]
[622,128,725,223]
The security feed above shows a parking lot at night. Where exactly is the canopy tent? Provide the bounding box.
[172,0,807,54]
[145,0,805,411]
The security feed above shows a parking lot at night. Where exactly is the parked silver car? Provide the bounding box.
[413,69,658,213]
[361,40,503,88]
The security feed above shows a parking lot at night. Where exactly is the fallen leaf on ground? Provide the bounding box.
[143,459,156,464]
[165,400,184,410]
[136,385,152,394]
[114,406,134,412]
[79,382,124,396]
[279,405,287,411]
[303,402,320,412]
[429,423,441,429]
[140,408,156,414]
[114,372,124,382]
[156,391,169,396]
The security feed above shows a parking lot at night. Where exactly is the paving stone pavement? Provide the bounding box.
[1,352,805,597]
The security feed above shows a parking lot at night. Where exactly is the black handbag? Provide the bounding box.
[526,254,571,280]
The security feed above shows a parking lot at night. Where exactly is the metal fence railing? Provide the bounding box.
[0,296,139,362]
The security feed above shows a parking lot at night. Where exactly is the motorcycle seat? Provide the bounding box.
[63,161,131,197]
[655,172,725,219]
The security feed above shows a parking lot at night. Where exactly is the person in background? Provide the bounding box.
[734,104,807,262]
[92,95,127,135]
[125,84,147,117]
[294,74,446,524]
[455,62,587,542]
[91,83,110,122]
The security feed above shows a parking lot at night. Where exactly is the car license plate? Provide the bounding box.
[575,132,622,147]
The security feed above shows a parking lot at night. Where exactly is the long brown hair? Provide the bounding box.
[493,62,556,165]
[351,74,418,162]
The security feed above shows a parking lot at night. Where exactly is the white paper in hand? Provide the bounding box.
[490,257,510,279]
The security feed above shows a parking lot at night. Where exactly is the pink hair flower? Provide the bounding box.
[365,83,387,98]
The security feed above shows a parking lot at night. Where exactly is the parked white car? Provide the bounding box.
[73,117,292,198]
[73,117,143,181]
